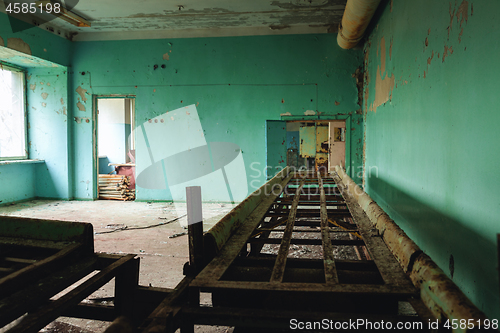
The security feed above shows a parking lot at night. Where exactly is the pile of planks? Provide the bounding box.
[98,175,135,201]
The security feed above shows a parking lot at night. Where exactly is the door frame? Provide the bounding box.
[280,114,352,178]
[92,94,136,199]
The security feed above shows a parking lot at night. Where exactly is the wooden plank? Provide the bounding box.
[6,254,136,333]
[193,173,293,284]
[331,173,415,289]
[318,172,339,284]
[270,178,305,283]
[0,243,82,299]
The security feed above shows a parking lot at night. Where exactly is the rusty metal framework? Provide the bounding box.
[0,218,166,333]
[141,169,434,332]
[1,168,489,332]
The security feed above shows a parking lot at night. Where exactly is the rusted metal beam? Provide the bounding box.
[248,238,365,246]
[194,168,293,284]
[191,280,417,296]
[203,167,291,259]
[0,242,83,299]
[0,256,97,328]
[270,178,305,283]
[332,172,415,290]
[334,165,491,328]
[140,276,193,333]
[318,172,339,284]
[6,254,136,333]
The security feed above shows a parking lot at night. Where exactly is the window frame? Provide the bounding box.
[0,62,28,161]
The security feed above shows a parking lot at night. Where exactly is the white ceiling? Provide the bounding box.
[2,0,347,41]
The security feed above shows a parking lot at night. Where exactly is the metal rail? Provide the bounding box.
[145,170,429,332]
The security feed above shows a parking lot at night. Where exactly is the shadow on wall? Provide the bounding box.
[367,176,499,317]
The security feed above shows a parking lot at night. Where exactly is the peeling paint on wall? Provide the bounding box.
[60,98,64,105]
[369,37,395,112]
[7,38,31,55]
[456,0,469,27]
[0,36,4,47]
[163,52,170,60]
[75,86,88,102]
[41,102,47,107]
[304,110,316,115]
[30,83,36,92]
[427,50,434,65]
[76,101,86,111]
[41,92,49,100]
[442,44,454,62]
[74,117,90,123]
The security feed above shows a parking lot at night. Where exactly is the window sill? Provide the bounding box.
[0,159,45,166]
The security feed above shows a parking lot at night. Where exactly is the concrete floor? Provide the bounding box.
[0,199,236,333]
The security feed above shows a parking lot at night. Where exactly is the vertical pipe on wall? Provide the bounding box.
[337,0,382,49]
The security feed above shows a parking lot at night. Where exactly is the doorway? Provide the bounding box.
[287,120,346,173]
[96,97,136,201]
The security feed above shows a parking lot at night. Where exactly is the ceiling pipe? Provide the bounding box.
[337,0,382,49]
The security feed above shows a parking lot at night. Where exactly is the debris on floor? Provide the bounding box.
[169,231,188,238]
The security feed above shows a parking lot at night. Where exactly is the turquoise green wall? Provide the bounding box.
[0,13,72,67]
[72,34,363,201]
[0,13,73,204]
[28,68,71,199]
[0,163,35,203]
[363,0,500,319]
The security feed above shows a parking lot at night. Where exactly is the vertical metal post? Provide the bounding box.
[187,186,203,275]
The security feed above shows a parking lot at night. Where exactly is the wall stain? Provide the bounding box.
[352,66,363,109]
[7,38,31,55]
[456,0,469,27]
[448,2,456,38]
[442,45,454,62]
[75,86,88,102]
[0,36,3,47]
[427,50,434,65]
[389,37,393,60]
[369,36,395,113]
[363,43,371,115]
[74,117,90,124]
[77,101,86,111]
[60,98,64,105]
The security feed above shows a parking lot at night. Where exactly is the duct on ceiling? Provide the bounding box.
[337,0,382,49]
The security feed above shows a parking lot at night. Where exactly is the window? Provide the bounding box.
[0,64,27,160]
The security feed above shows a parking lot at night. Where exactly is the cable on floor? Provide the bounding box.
[94,214,187,234]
